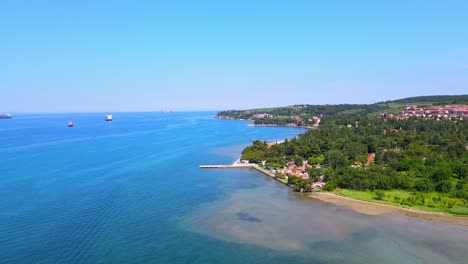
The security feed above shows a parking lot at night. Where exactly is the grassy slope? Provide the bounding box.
[336,189,468,216]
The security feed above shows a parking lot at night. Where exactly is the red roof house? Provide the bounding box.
[367,153,375,165]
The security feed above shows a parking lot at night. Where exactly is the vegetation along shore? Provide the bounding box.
[217,95,468,219]
[311,192,468,226]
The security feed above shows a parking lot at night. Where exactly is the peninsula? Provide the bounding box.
[215,95,468,219]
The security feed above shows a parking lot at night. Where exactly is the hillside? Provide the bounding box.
[384,95,468,105]
[217,95,468,127]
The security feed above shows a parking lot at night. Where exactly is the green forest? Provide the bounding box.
[230,96,468,214]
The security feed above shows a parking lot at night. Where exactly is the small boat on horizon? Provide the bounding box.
[105,114,113,121]
[0,114,12,119]
[68,121,74,127]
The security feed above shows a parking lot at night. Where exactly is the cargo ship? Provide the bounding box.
[0,114,12,119]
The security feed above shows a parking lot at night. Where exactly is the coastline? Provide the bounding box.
[216,116,315,129]
[247,123,316,129]
[310,192,468,227]
[248,164,468,226]
[205,122,468,226]
[214,158,468,227]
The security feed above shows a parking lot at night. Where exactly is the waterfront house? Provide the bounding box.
[367,153,375,165]
[312,182,326,188]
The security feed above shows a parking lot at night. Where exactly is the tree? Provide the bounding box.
[366,136,379,153]
[453,162,467,179]
[343,141,367,160]
[306,167,321,182]
[288,176,300,186]
[240,140,267,163]
[432,162,452,182]
[323,179,338,191]
[309,154,324,165]
[324,150,347,169]
[435,180,453,193]
[414,178,434,192]
[293,155,304,167]
[293,179,313,192]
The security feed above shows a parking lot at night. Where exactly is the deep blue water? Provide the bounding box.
[0,112,467,264]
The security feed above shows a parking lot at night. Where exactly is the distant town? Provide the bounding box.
[380,104,468,121]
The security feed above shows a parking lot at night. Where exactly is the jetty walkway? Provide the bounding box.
[199,164,256,169]
[199,161,289,185]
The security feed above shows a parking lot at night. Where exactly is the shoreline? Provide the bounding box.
[230,159,468,226]
[247,123,316,129]
[205,157,468,226]
[310,192,468,226]
[216,117,315,129]
[204,127,468,227]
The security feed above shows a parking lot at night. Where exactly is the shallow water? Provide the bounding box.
[0,112,466,263]
[182,169,468,264]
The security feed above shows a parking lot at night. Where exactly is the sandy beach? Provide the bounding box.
[310,192,468,227]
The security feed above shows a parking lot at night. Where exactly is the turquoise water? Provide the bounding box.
[0,112,467,263]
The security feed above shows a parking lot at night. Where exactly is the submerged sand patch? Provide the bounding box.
[181,169,468,263]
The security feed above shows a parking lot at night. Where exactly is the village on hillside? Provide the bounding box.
[380,104,468,121]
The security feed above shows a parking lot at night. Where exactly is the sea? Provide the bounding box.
[0,112,467,264]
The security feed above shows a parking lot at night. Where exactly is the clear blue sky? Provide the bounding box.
[1,0,467,112]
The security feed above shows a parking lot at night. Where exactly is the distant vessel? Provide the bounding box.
[68,121,74,127]
[105,114,113,121]
[0,114,12,119]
